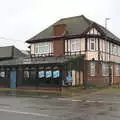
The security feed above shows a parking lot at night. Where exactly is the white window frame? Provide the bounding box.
[102,63,109,76]
[71,39,80,52]
[90,62,95,76]
[34,42,50,54]
[90,38,95,51]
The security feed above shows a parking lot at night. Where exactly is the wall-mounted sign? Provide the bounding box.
[0,71,5,78]
[46,71,52,78]
[53,70,60,78]
[66,71,72,82]
[38,71,44,78]
[23,58,32,64]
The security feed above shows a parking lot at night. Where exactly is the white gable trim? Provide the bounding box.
[87,28,101,35]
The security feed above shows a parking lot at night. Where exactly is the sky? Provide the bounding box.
[0,0,119,50]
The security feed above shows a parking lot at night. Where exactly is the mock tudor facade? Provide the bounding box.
[26,15,120,86]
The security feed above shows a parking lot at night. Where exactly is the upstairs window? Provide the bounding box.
[34,42,50,54]
[90,38,95,51]
[71,39,80,52]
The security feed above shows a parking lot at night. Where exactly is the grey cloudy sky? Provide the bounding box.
[0,0,119,50]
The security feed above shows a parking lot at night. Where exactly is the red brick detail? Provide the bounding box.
[113,76,120,84]
[53,39,65,56]
[53,24,66,36]
[87,61,109,85]
[17,86,61,91]
[17,86,36,90]
[0,85,8,88]
[53,24,66,56]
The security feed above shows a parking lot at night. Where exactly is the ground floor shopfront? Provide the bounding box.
[0,56,120,89]
[0,55,84,89]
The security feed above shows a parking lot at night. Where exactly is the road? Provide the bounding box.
[0,89,120,120]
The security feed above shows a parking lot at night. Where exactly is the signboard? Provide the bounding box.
[46,71,52,78]
[66,72,72,82]
[0,72,5,78]
[38,71,44,78]
[53,70,60,78]
[23,58,32,64]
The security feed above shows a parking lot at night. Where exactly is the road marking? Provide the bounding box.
[58,98,120,104]
[0,109,49,117]
[57,98,72,101]
[72,99,82,102]
[3,106,11,109]
[42,95,48,98]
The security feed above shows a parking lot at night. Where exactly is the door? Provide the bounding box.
[10,71,16,88]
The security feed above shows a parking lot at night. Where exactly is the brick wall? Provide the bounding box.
[86,61,110,86]
[53,24,66,56]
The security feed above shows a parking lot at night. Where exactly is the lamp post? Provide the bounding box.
[105,18,110,29]
[105,18,112,86]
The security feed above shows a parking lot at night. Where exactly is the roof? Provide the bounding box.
[0,46,27,60]
[26,15,120,43]
[21,50,30,56]
[0,55,84,66]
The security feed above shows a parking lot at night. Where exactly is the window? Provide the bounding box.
[38,71,45,78]
[91,43,95,50]
[71,39,80,52]
[46,71,52,78]
[102,63,109,76]
[30,71,36,80]
[34,42,51,54]
[24,71,29,80]
[115,64,120,76]
[0,71,5,78]
[90,38,95,50]
[90,62,95,76]
[53,70,60,78]
[118,47,120,56]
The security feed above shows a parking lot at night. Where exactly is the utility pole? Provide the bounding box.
[105,18,110,29]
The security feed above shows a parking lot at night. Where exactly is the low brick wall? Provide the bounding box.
[17,85,61,91]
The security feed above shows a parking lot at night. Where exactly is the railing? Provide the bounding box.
[65,51,84,56]
[31,53,54,58]
[30,51,85,59]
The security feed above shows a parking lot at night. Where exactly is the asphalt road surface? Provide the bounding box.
[0,89,120,120]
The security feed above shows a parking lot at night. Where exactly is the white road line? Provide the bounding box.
[57,98,72,101]
[72,99,82,102]
[0,109,49,117]
[58,98,120,104]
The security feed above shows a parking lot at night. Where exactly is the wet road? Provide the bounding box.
[0,90,120,120]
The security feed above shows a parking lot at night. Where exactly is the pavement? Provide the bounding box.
[0,88,120,119]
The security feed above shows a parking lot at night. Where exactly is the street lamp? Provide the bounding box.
[105,18,110,29]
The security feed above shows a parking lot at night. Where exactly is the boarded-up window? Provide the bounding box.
[90,62,95,76]
[102,63,109,76]
[115,64,120,76]
[24,71,29,80]
[30,71,36,80]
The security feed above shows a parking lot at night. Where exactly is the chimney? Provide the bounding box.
[53,24,66,36]
[53,24,66,56]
